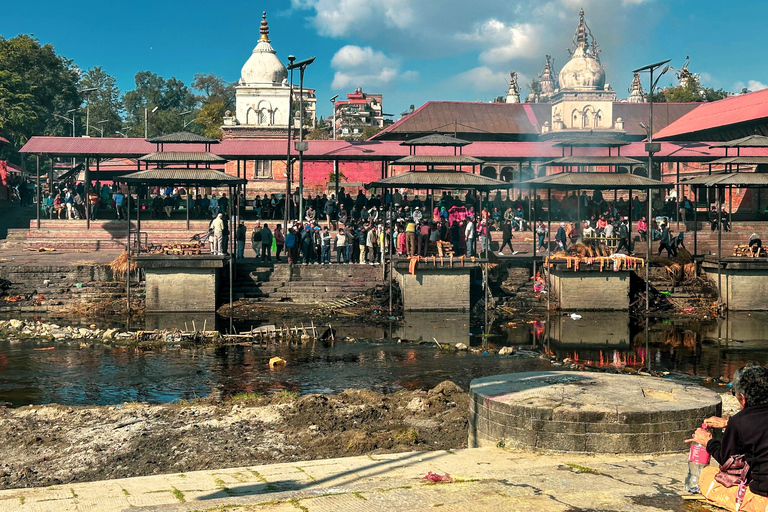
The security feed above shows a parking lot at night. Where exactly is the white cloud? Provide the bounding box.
[330,45,416,89]
[733,80,768,93]
[458,20,542,64]
[454,66,513,93]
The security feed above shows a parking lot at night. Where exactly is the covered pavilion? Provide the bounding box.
[522,171,672,311]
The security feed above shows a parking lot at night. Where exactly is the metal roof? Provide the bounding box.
[392,155,484,166]
[366,170,514,191]
[399,134,472,147]
[709,135,768,148]
[542,156,644,166]
[655,89,768,141]
[709,156,768,166]
[138,151,228,163]
[523,172,671,190]
[373,101,697,140]
[147,132,219,144]
[0,136,9,145]
[120,168,246,186]
[681,172,768,187]
[373,101,551,139]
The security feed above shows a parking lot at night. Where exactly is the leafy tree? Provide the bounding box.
[649,75,729,103]
[526,78,541,103]
[306,117,331,140]
[79,66,122,137]
[122,71,198,138]
[0,34,80,159]
[191,73,235,139]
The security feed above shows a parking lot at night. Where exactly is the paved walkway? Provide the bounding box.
[0,447,699,512]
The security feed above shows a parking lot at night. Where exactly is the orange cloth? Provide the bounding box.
[700,465,768,512]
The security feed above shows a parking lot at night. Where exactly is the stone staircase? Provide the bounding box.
[0,262,141,312]
[21,219,213,251]
[223,261,385,304]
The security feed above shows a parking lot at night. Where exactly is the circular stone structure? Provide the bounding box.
[469,371,722,453]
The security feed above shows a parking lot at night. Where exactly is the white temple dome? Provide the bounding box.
[558,9,606,91]
[240,12,288,86]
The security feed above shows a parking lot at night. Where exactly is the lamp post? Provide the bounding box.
[179,110,194,129]
[144,106,159,138]
[284,55,295,229]
[79,87,97,136]
[89,120,108,137]
[633,59,670,313]
[53,109,77,137]
[115,129,130,138]
[287,56,315,222]
[330,94,338,140]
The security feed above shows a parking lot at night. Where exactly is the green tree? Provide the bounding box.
[306,117,331,140]
[649,75,729,103]
[0,34,80,158]
[122,71,198,138]
[79,66,122,137]
[191,73,235,138]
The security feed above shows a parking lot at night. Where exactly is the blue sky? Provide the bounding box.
[3,0,767,120]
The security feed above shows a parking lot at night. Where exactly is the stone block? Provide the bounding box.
[550,269,630,310]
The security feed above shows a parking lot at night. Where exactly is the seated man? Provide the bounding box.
[582,221,596,239]
[689,365,768,512]
[749,233,762,258]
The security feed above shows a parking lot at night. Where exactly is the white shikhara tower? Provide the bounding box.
[223,12,292,138]
[548,9,618,133]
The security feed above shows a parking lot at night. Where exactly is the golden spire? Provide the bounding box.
[259,11,270,43]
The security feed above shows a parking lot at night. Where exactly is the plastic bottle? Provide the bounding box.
[685,423,711,493]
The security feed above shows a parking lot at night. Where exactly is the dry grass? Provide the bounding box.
[110,251,136,281]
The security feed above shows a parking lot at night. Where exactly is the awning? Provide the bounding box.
[681,172,768,187]
[541,156,644,167]
[147,132,219,144]
[365,170,514,191]
[391,155,484,166]
[522,172,671,190]
[119,168,246,186]
[553,137,630,147]
[708,156,768,166]
[399,134,471,147]
[138,152,228,164]
[709,135,768,148]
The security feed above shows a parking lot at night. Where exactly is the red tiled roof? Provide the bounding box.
[21,136,763,162]
[655,89,768,140]
[0,136,9,144]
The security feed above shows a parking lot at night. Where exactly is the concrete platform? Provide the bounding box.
[0,447,706,512]
[702,256,768,310]
[469,371,721,453]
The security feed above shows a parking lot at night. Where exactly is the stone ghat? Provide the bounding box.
[469,371,721,453]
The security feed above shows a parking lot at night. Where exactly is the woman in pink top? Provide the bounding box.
[637,217,648,241]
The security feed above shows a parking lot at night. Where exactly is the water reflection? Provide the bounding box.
[1,311,768,407]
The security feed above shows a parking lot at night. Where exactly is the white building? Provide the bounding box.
[223,12,316,139]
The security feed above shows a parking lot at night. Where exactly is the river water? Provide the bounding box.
[0,311,766,407]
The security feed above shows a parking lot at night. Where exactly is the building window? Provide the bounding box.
[253,160,272,179]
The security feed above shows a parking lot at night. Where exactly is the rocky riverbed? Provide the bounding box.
[0,381,468,490]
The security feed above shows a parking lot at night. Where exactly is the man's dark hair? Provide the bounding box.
[733,364,768,407]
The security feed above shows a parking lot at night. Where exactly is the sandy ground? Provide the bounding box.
[0,381,467,490]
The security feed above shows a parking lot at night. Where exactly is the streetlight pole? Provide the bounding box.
[80,87,97,136]
[89,120,108,137]
[330,95,338,140]
[144,106,159,138]
[179,110,193,129]
[633,59,670,314]
[284,55,295,230]
[287,56,315,223]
